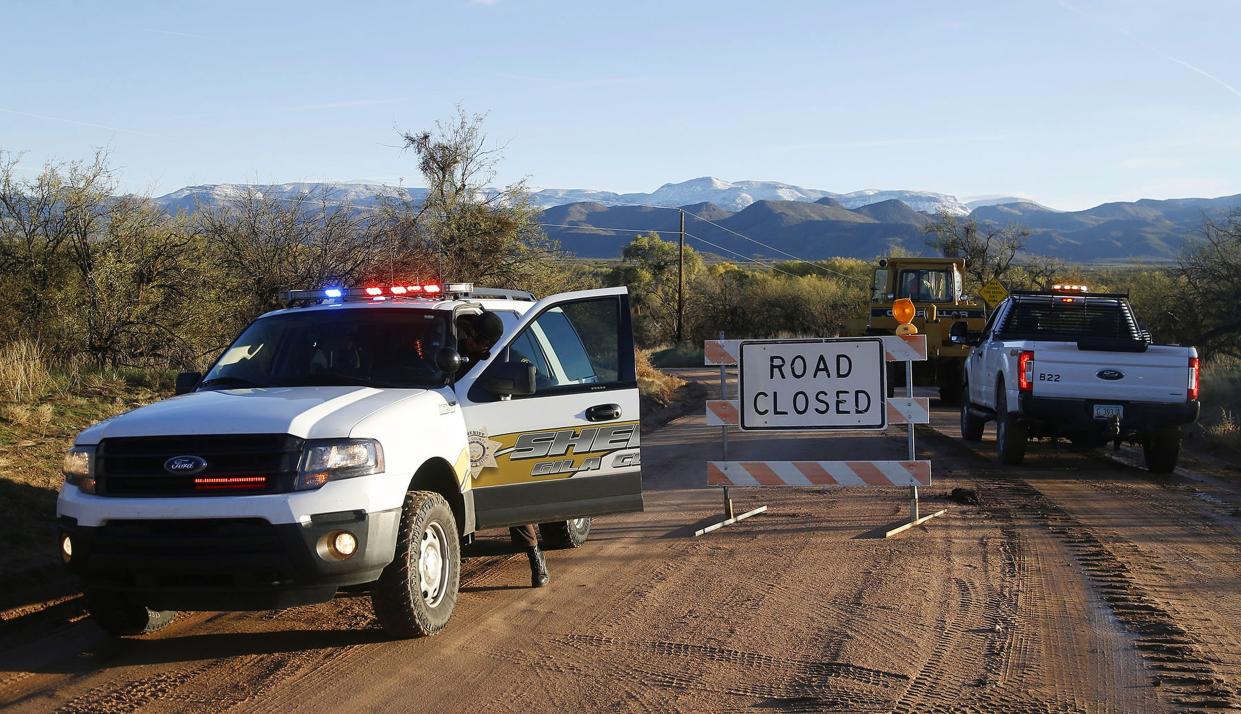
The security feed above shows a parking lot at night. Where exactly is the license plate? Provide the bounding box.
[1093,404,1123,420]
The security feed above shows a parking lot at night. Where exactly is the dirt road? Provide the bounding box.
[3,389,1240,712]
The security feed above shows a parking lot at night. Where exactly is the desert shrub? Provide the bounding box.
[635,349,685,407]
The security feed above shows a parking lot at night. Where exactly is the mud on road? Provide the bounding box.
[3,399,1241,712]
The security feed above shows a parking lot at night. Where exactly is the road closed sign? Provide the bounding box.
[739,338,886,431]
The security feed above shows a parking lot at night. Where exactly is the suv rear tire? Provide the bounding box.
[995,387,1027,465]
[539,517,592,549]
[372,491,460,638]
[1143,428,1181,474]
[84,589,176,637]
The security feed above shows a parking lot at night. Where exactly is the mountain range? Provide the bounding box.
[152,177,1241,263]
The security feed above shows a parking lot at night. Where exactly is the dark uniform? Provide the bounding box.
[456,311,550,588]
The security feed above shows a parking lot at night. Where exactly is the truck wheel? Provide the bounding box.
[84,589,175,637]
[960,394,985,442]
[371,491,460,638]
[539,517,591,549]
[1143,428,1181,474]
[995,389,1027,465]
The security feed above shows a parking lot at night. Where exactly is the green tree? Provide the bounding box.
[611,232,703,346]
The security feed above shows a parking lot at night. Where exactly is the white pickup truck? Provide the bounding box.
[954,287,1199,472]
[57,283,643,638]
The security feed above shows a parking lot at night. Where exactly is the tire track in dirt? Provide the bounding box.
[984,477,1239,711]
[12,549,518,713]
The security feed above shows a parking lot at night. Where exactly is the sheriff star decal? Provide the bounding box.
[467,429,502,478]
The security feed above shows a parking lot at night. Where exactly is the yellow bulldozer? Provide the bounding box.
[842,257,987,402]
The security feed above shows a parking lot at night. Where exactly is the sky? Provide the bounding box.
[2,0,1239,210]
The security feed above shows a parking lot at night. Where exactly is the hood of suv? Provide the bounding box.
[76,386,429,443]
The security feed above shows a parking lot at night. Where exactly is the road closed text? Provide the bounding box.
[739,339,886,430]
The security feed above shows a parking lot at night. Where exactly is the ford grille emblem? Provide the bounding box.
[164,455,208,475]
[1097,369,1125,381]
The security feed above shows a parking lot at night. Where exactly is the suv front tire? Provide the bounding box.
[372,491,460,638]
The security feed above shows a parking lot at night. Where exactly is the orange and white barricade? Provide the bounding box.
[695,334,945,538]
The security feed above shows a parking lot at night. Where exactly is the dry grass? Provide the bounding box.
[0,403,55,431]
[0,340,52,402]
[1204,408,1239,450]
[1201,358,1241,452]
[636,348,685,407]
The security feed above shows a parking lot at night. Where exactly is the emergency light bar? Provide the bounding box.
[279,281,532,305]
[1052,284,1089,293]
[280,283,445,303]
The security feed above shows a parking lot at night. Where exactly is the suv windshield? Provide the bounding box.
[996,298,1140,341]
[201,309,452,390]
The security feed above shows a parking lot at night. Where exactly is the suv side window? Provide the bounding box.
[508,329,556,388]
[522,300,620,389]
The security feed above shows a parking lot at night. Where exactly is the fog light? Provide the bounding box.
[60,534,73,563]
[333,531,357,557]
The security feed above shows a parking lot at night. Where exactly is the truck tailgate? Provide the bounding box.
[1030,343,1191,404]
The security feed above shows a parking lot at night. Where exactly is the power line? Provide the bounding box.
[536,223,670,234]
[679,211,864,284]
[683,231,802,278]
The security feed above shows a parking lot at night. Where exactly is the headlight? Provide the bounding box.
[296,438,384,490]
[63,446,96,494]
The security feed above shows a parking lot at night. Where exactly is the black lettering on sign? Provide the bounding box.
[770,356,786,379]
[835,390,850,414]
[793,391,809,414]
[773,392,788,416]
[815,391,831,414]
[836,354,853,379]
[854,390,871,413]
[813,354,831,378]
[754,391,769,415]
[790,355,807,379]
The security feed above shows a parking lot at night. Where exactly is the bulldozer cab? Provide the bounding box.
[872,258,964,305]
[846,256,985,403]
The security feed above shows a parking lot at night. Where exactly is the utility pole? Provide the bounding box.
[677,209,685,343]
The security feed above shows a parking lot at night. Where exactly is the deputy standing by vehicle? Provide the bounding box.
[455,311,551,588]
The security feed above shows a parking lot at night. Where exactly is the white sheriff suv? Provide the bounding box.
[955,285,1199,471]
[57,283,643,637]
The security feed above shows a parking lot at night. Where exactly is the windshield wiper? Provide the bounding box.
[198,376,267,390]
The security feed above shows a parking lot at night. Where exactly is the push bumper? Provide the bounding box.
[58,508,400,611]
[1017,394,1199,437]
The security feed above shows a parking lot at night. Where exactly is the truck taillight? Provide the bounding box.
[1018,351,1034,392]
[1188,357,1199,401]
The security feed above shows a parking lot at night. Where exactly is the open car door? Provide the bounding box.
[457,287,643,530]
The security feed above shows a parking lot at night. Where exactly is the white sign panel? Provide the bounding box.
[739,338,886,431]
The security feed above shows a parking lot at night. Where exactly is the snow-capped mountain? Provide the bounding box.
[525,177,970,215]
[157,182,427,215]
[153,177,975,216]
